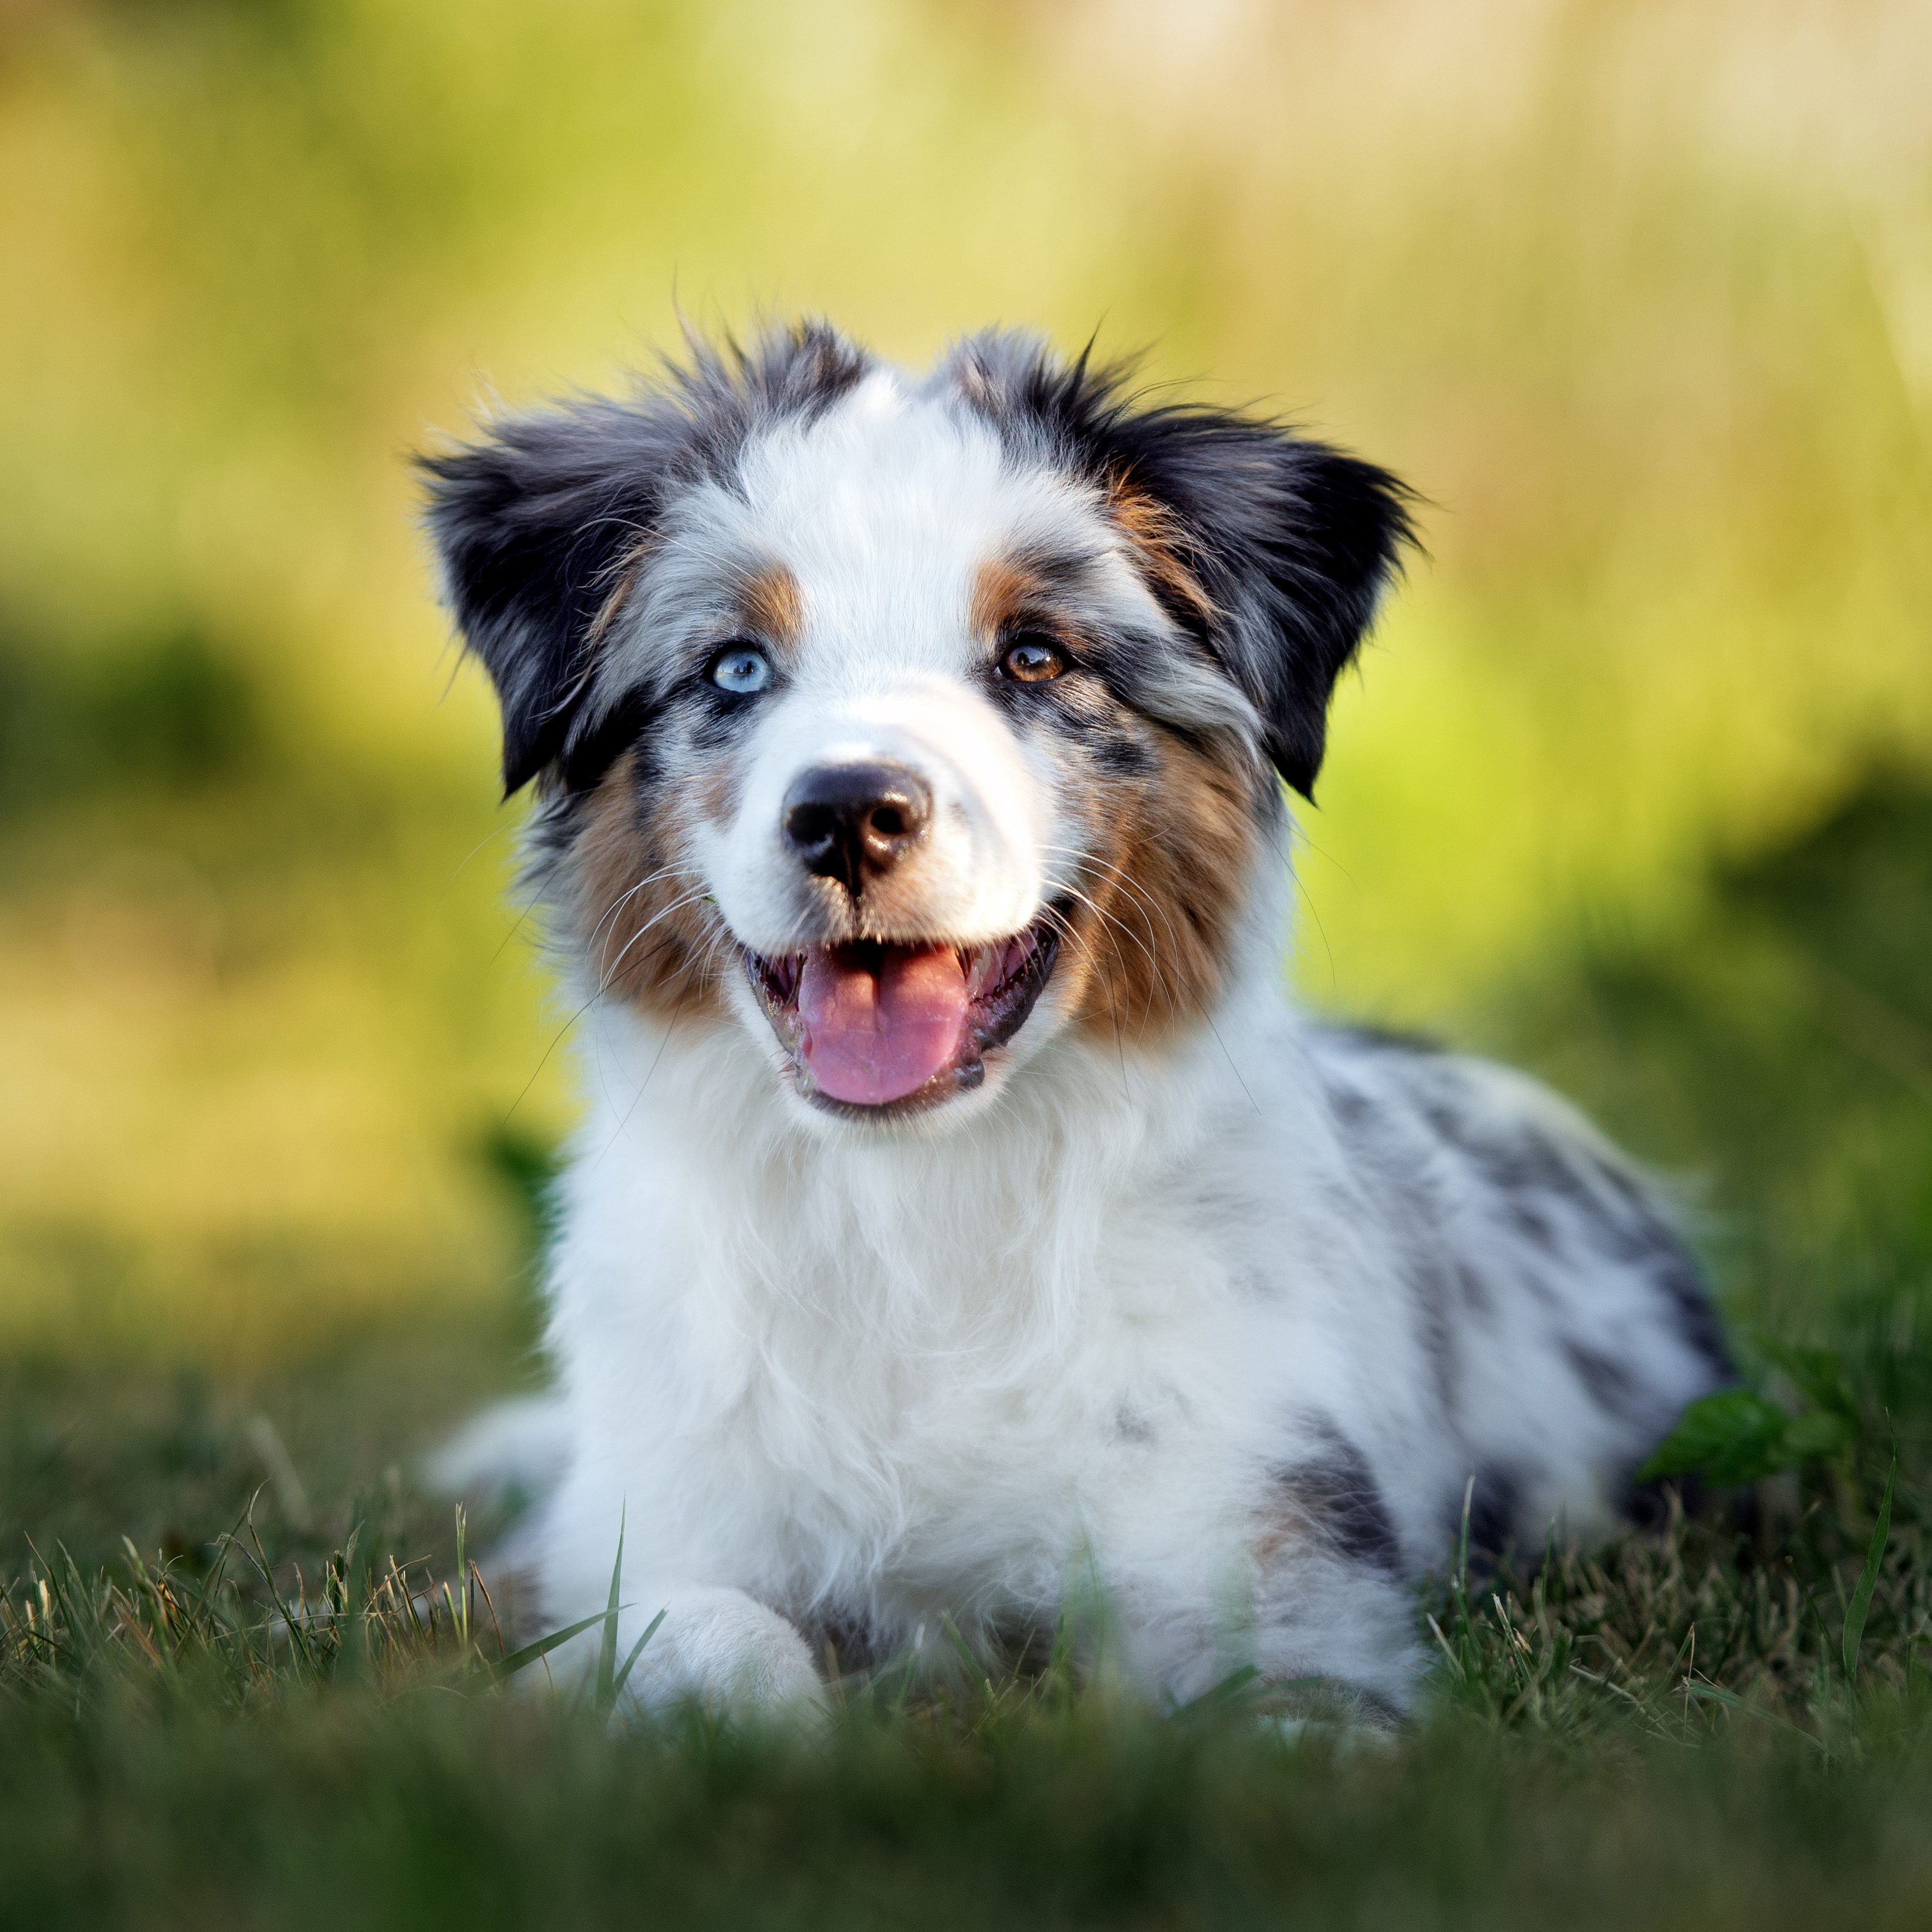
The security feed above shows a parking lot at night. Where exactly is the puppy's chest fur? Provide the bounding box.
[555,1053,1313,1614]
[539,1004,1725,1676]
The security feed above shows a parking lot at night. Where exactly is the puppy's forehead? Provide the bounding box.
[718,369,1105,666]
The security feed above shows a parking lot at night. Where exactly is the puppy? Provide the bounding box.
[421,322,1728,1717]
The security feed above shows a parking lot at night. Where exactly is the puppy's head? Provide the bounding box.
[423,323,1412,1130]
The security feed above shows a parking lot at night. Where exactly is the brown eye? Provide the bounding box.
[1001,637,1066,684]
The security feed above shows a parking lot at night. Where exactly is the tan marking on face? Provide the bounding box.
[970,555,1049,641]
[1054,732,1258,1045]
[1107,481,1215,626]
[563,748,725,1021]
[738,563,803,648]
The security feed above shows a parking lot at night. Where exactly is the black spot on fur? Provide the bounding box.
[554,685,661,793]
[945,332,1418,799]
[684,685,769,755]
[1505,1197,1560,1250]
[997,670,1158,779]
[1546,1159,1730,1381]
[1326,1021,1447,1059]
[1650,1249,1733,1383]
[1562,1337,1646,1419]
[420,321,869,796]
[1404,1257,1460,1416]
[1087,731,1158,779]
[1317,1066,1465,1417]
[1426,1106,1579,1210]
[1417,1090,1734,1384]
[801,1612,879,1678]
[1325,1080,1373,1131]
[1276,1430,1401,1573]
[1453,1258,1495,1316]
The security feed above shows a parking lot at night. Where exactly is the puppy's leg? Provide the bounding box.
[1247,1556,1422,1727]
[606,1584,827,1717]
[521,1581,826,1717]
[1111,1551,1421,1727]
[1128,1561,1421,1731]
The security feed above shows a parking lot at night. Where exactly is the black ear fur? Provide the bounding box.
[952,337,1417,798]
[419,321,869,796]
[1141,413,1416,799]
[420,403,675,796]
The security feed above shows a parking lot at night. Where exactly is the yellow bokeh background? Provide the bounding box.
[2,0,1927,1361]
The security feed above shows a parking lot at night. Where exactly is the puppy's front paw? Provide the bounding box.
[620,1586,827,1720]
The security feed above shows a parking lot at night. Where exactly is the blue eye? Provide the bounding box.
[708,644,773,694]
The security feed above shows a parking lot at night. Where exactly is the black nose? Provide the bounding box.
[782,761,933,895]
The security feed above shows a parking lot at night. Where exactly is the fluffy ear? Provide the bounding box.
[950,337,1416,799]
[418,402,681,796]
[1127,413,1416,798]
[420,321,871,796]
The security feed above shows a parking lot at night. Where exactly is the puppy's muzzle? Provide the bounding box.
[782,761,931,897]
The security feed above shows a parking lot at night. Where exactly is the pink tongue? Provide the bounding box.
[795,943,971,1106]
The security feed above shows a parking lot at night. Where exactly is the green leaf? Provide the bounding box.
[1639,1382,1860,1487]
[1754,1341,1857,1421]
[1781,1409,1858,1462]
[1841,1456,1895,1684]
[1639,1389,1792,1485]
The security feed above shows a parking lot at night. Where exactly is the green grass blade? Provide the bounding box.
[1174,1664,1262,1718]
[609,1607,667,1704]
[937,1611,998,1711]
[488,1610,617,1685]
[1840,1455,1895,1684]
[595,1508,626,1713]
[1681,1681,1830,1755]
[452,1504,470,1653]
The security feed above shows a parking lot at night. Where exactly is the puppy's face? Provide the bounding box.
[424,326,1410,1130]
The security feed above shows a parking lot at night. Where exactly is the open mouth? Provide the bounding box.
[741,906,1065,1114]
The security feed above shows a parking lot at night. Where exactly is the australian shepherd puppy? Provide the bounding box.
[420,320,1729,1720]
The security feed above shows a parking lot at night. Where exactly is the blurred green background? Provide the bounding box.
[1,0,1927,1399]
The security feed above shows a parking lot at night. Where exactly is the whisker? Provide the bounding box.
[1035,844,1181,1035]
[588,863,703,978]
[1038,842,1254,1089]
[500,907,713,1127]
[1052,847,1262,1117]
[595,887,714,998]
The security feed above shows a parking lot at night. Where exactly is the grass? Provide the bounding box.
[4,1442,1931,1932]
[12,1659,1932,1932]
[3,1472,1930,1928]
[5,769,1932,1927]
